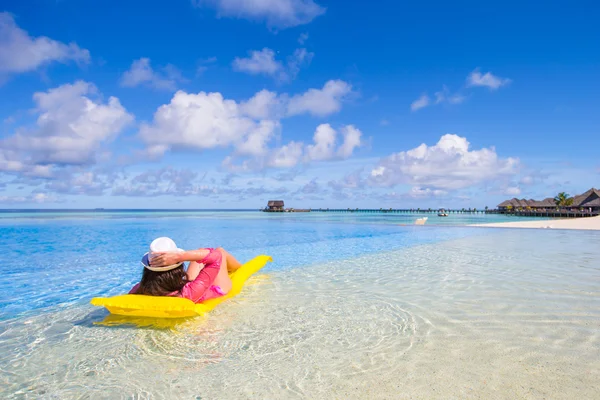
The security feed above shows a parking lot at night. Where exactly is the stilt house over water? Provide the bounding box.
[571,188,600,211]
[497,188,600,212]
[266,200,285,212]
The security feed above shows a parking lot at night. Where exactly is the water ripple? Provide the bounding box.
[0,225,599,398]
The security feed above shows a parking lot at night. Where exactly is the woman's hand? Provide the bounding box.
[150,252,183,267]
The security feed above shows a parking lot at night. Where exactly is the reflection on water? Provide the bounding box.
[1,229,599,399]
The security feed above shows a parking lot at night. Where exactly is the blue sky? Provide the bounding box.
[0,0,598,209]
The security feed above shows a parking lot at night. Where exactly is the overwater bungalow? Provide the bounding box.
[497,197,555,211]
[265,200,285,212]
[497,188,600,214]
[571,188,600,211]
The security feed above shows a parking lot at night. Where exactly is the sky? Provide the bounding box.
[0,0,598,209]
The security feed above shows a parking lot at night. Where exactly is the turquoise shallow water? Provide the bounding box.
[0,209,544,225]
[0,211,597,399]
[0,211,489,319]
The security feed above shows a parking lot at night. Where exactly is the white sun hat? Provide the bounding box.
[141,237,185,272]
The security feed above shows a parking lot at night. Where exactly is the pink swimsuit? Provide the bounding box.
[129,248,224,303]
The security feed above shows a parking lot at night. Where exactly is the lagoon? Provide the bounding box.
[0,211,598,398]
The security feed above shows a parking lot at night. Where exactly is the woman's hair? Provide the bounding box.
[136,264,187,296]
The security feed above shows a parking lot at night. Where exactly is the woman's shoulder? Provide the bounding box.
[128,283,140,294]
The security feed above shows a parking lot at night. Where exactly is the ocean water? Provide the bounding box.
[0,211,598,399]
[0,209,545,226]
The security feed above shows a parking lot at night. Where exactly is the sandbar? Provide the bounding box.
[470,215,600,230]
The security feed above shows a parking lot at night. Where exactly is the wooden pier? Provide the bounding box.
[309,208,487,214]
[262,188,600,217]
[262,208,599,218]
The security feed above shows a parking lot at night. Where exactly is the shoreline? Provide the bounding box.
[469,215,600,230]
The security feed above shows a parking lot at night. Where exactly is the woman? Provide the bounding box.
[129,237,243,303]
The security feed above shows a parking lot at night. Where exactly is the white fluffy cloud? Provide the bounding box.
[0,81,133,174]
[194,0,326,29]
[233,48,282,77]
[232,47,313,81]
[267,141,304,168]
[139,80,354,161]
[121,58,185,91]
[223,123,362,171]
[236,120,281,156]
[0,12,90,76]
[467,69,511,90]
[139,90,279,157]
[305,123,336,161]
[305,124,362,161]
[265,123,361,168]
[240,89,284,119]
[336,125,362,158]
[287,80,352,117]
[370,134,519,190]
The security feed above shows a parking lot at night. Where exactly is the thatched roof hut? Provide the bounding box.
[266,200,285,211]
[497,200,513,208]
[572,188,600,208]
[516,199,530,208]
[534,198,554,207]
[498,198,531,209]
[497,188,600,211]
[522,197,555,208]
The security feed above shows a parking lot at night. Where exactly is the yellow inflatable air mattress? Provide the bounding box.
[91,255,272,318]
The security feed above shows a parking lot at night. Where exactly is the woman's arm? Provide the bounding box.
[150,248,212,267]
[179,248,222,303]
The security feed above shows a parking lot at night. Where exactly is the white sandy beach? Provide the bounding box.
[471,215,600,230]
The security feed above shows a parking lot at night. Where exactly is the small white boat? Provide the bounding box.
[438,212,448,217]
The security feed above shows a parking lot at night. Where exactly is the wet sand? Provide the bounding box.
[470,215,600,230]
